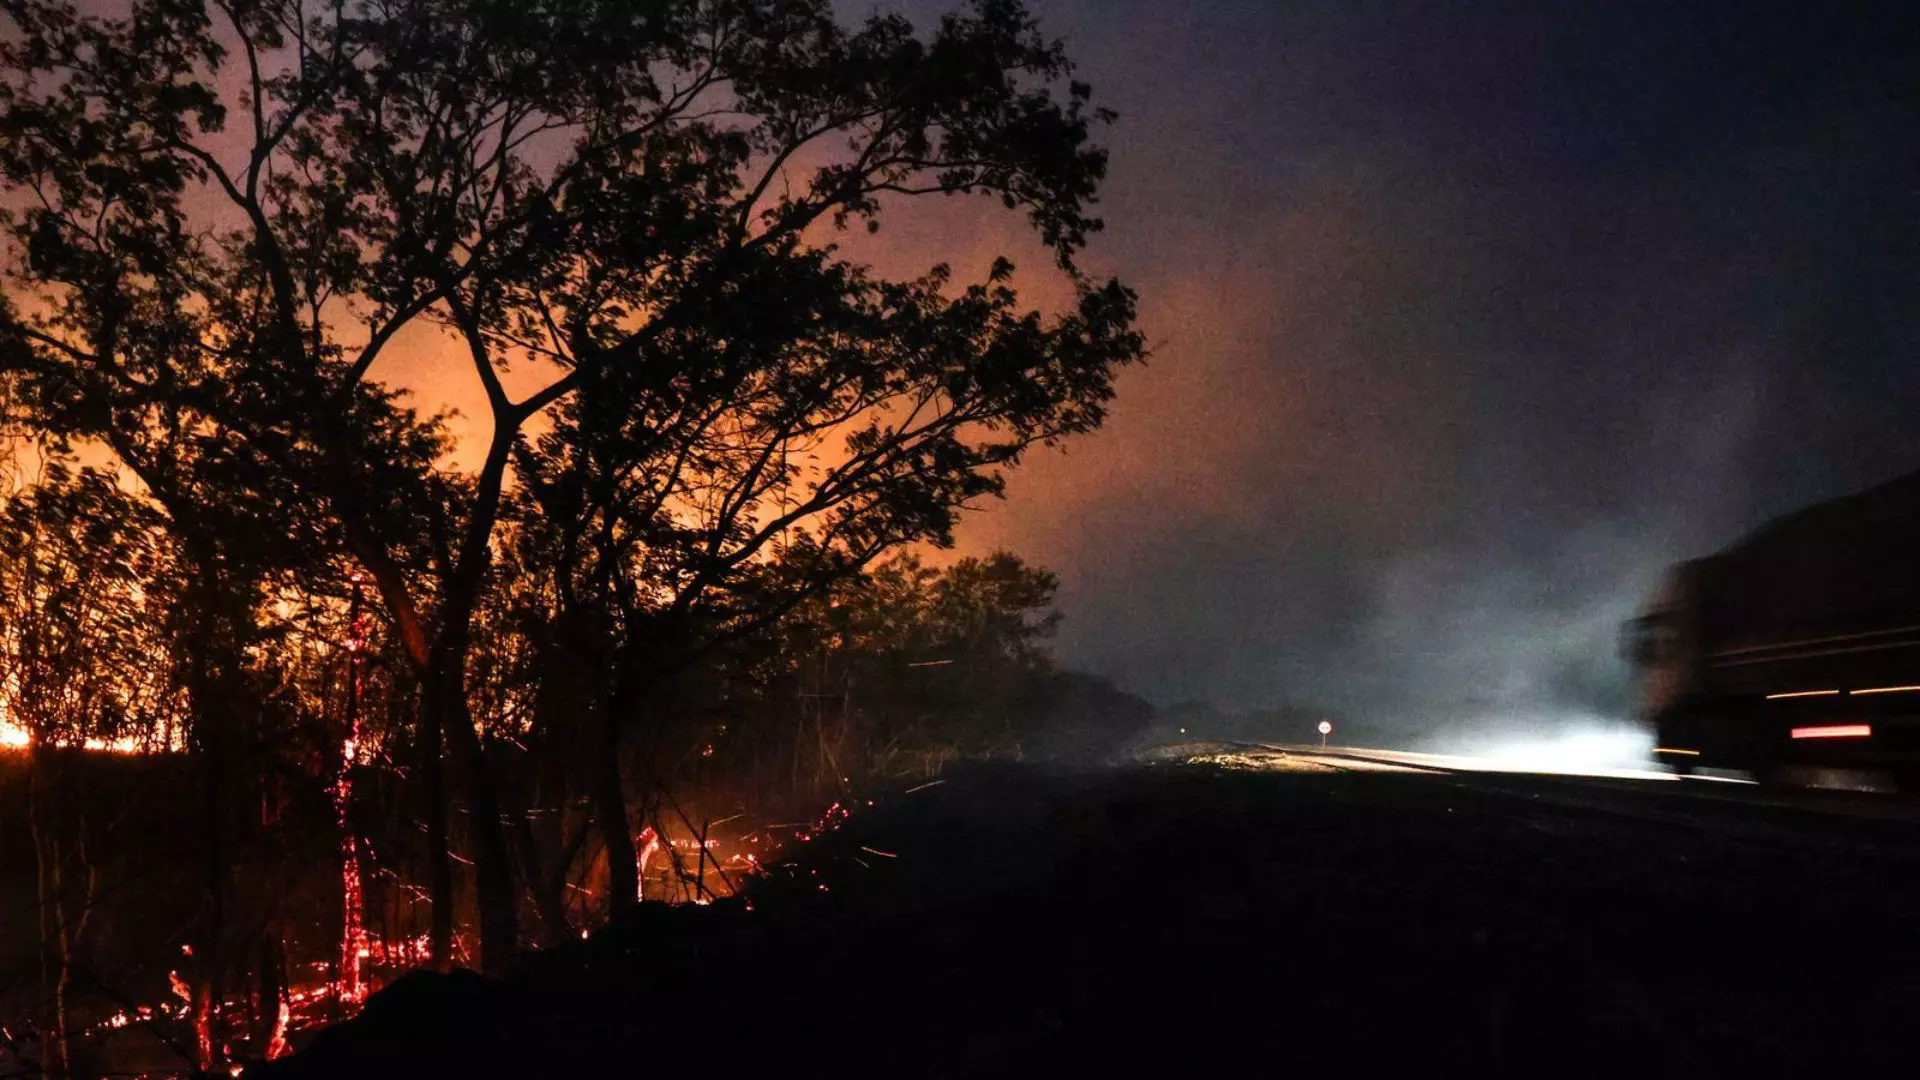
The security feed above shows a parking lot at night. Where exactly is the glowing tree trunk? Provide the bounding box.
[636,827,661,903]
[337,734,365,1006]
[337,574,370,1006]
[258,932,291,1060]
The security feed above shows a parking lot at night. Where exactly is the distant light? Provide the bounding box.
[1766,690,1841,700]
[1790,724,1872,740]
[1179,727,1186,734]
[1465,725,1657,776]
[1850,685,1920,696]
[1653,747,1700,756]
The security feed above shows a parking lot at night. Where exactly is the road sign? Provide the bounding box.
[1318,719,1332,747]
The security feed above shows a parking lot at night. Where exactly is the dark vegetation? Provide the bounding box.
[258,761,1920,1078]
[0,0,1148,1074]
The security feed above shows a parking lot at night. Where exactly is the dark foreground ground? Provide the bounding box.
[255,754,1920,1078]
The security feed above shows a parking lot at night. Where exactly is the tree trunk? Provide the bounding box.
[257,930,291,1060]
[431,656,519,975]
[175,541,250,1073]
[513,716,585,944]
[594,697,639,914]
[511,812,571,947]
[27,751,69,1078]
[422,702,454,973]
[199,736,228,1074]
[192,977,215,1074]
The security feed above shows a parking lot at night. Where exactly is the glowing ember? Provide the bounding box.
[265,996,291,1060]
[337,772,367,1005]
[193,988,213,1073]
[0,710,183,754]
[5,780,878,1075]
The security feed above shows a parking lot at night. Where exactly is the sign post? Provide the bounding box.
[1317,719,1332,748]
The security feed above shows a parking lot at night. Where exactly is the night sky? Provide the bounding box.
[885,0,1920,740]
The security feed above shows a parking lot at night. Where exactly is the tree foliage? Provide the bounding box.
[0,462,183,749]
[0,0,1142,984]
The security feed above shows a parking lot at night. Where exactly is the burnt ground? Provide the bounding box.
[254,757,1920,1078]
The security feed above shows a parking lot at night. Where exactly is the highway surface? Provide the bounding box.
[1169,738,1920,848]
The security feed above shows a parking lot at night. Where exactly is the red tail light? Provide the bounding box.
[1790,724,1872,740]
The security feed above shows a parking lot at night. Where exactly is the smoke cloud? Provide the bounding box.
[932,0,1920,743]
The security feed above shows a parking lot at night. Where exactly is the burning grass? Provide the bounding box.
[0,739,885,1078]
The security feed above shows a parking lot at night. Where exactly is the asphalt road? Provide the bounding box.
[1250,740,1920,836]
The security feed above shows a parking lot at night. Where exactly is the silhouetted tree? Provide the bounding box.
[777,551,1133,775]
[0,462,181,751]
[644,550,1148,804]
[0,0,1139,971]
[0,460,184,1073]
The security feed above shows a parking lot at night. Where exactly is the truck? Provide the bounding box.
[1625,468,1920,783]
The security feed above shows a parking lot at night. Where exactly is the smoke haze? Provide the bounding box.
[921,0,1920,741]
